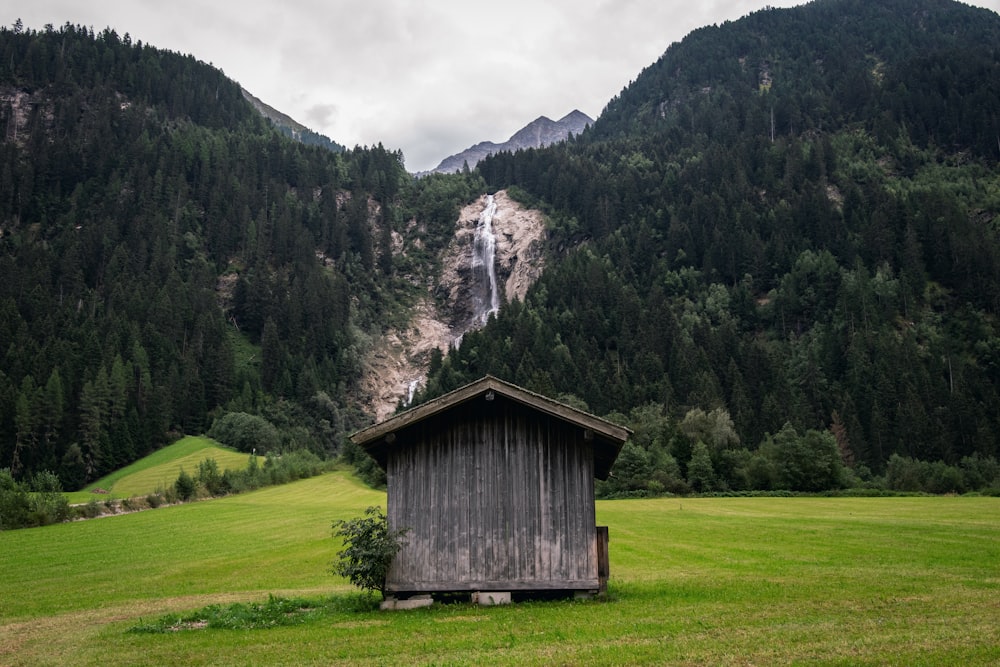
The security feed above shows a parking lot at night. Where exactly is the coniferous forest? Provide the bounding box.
[418,0,1000,494]
[3,0,1000,506]
[0,22,462,491]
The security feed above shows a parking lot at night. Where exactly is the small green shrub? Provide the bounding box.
[81,498,103,518]
[163,485,179,504]
[196,458,224,496]
[174,470,196,501]
[331,506,408,598]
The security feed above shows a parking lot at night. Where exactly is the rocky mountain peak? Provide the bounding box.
[422,110,593,175]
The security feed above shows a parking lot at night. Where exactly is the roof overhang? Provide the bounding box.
[351,375,631,479]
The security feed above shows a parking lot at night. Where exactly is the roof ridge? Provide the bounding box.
[350,375,630,480]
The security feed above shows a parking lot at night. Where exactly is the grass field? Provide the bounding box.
[2,471,998,666]
[65,436,255,504]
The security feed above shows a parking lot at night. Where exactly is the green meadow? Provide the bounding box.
[64,436,255,504]
[2,471,998,666]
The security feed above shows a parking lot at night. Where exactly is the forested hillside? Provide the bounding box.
[4,1,1000,499]
[0,22,477,490]
[420,0,1000,493]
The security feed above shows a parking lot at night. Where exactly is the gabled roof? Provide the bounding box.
[351,375,631,480]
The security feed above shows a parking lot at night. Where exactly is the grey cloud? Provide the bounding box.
[305,103,339,129]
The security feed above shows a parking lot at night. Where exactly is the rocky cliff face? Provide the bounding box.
[437,190,547,332]
[359,190,546,420]
[423,110,593,175]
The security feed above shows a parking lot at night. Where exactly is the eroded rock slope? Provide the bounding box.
[359,190,546,421]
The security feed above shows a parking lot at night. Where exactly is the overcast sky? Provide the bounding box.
[11,0,1000,172]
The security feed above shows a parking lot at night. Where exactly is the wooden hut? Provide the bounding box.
[350,375,630,600]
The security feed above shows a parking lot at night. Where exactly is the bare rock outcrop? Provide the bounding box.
[494,190,547,304]
[358,298,453,421]
[437,191,546,332]
[359,190,546,421]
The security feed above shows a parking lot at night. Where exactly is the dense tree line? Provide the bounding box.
[419,0,1000,492]
[0,22,473,489]
[5,2,1000,498]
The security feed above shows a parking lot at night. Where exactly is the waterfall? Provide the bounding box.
[471,194,500,325]
[405,379,419,406]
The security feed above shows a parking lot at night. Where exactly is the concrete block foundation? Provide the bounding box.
[380,594,433,611]
[471,591,511,606]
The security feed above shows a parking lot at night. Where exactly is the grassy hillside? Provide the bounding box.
[2,471,997,665]
[65,436,254,503]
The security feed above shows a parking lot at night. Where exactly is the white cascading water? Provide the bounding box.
[471,194,500,325]
[405,379,419,406]
[401,194,502,404]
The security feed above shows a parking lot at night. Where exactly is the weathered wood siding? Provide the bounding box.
[385,396,599,592]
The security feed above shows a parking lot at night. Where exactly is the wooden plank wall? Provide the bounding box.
[386,397,599,592]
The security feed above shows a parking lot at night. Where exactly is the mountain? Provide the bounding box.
[4,0,1000,499]
[0,23,414,488]
[420,0,1000,492]
[423,110,593,175]
[241,88,345,152]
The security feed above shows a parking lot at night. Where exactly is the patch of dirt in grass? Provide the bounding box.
[169,620,209,631]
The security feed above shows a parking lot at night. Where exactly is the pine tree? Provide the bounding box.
[687,441,717,492]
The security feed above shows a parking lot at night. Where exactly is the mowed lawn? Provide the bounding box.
[65,436,255,503]
[2,472,998,666]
